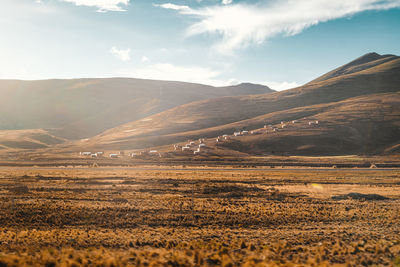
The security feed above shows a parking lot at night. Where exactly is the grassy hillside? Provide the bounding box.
[214,93,400,156]
[0,129,66,150]
[79,93,399,156]
[84,53,400,155]
[0,78,273,139]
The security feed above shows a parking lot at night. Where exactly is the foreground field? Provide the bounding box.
[0,167,400,266]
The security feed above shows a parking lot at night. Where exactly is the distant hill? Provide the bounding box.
[82,52,400,155]
[0,129,66,150]
[0,78,273,141]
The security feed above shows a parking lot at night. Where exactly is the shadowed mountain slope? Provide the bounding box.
[213,93,400,156]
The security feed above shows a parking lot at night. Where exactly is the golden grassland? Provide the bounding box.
[0,167,399,266]
[1,151,399,170]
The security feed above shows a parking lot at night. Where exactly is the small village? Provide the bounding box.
[78,118,321,159]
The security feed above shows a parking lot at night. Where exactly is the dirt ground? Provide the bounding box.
[0,167,399,266]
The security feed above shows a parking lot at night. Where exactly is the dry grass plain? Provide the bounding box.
[0,167,399,266]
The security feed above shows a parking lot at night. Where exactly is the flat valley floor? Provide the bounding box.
[0,166,399,266]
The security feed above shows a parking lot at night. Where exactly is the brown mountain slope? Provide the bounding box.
[0,129,66,150]
[213,93,400,156]
[0,78,273,140]
[85,53,400,153]
[80,93,400,156]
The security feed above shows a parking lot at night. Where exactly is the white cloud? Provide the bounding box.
[152,3,191,11]
[61,0,129,12]
[262,81,301,91]
[118,63,232,86]
[141,56,149,63]
[110,46,131,61]
[157,0,400,53]
[222,0,232,5]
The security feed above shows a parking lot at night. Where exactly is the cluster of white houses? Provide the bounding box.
[79,118,321,159]
[229,117,321,138]
[80,150,162,158]
[261,118,320,133]
[79,151,104,157]
[174,139,209,155]
[216,135,230,142]
[233,130,249,136]
[79,151,125,158]
[79,151,133,158]
[130,150,161,157]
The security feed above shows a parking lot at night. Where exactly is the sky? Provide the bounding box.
[0,0,399,90]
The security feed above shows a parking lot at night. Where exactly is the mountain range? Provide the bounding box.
[0,79,272,149]
[0,52,399,156]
